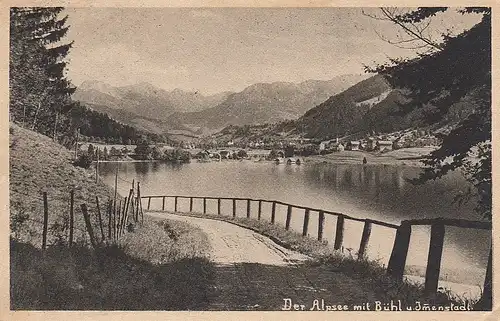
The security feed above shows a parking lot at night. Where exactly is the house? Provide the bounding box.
[219,150,231,159]
[366,137,377,151]
[377,140,393,152]
[349,141,360,151]
[329,142,344,152]
[319,141,328,151]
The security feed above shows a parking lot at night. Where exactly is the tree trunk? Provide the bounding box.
[31,101,42,130]
[53,111,58,140]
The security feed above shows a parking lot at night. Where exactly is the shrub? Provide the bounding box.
[73,154,93,169]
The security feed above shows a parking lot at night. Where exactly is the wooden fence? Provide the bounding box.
[37,181,144,250]
[140,194,492,299]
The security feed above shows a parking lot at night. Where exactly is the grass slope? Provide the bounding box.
[9,124,215,310]
[9,123,115,247]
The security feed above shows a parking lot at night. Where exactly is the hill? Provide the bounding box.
[210,73,475,144]
[174,74,369,132]
[9,123,115,246]
[73,80,232,125]
[74,75,368,136]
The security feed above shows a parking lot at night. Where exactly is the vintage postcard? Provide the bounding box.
[1,1,497,320]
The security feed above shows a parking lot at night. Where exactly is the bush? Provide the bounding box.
[73,154,93,169]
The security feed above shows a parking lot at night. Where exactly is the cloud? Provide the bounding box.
[67,43,189,88]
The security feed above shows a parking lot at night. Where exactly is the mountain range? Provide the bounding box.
[73,74,369,136]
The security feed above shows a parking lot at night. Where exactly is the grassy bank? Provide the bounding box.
[10,215,215,310]
[10,216,214,310]
[9,123,116,247]
[9,124,216,309]
[304,148,436,167]
[150,210,481,308]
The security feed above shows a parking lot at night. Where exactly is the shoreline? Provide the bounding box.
[302,147,436,168]
[93,147,437,168]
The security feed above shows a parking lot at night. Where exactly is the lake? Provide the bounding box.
[98,160,490,293]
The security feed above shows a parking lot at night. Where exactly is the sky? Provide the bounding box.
[64,7,481,95]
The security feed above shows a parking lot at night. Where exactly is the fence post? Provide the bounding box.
[95,196,105,242]
[162,196,166,211]
[113,166,118,220]
[116,200,122,239]
[246,199,251,218]
[42,192,49,250]
[112,199,117,240]
[135,182,140,221]
[480,245,493,310]
[271,202,276,224]
[80,204,97,249]
[137,183,143,224]
[217,198,221,215]
[358,220,372,259]
[232,199,236,218]
[334,215,345,250]
[174,196,178,212]
[190,197,193,212]
[424,221,445,296]
[122,197,128,234]
[258,200,262,220]
[69,190,74,247]
[147,197,151,210]
[107,199,112,239]
[318,211,325,241]
[302,208,310,236]
[204,198,207,214]
[285,205,292,230]
[123,189,133,233]
[387,222,412,280]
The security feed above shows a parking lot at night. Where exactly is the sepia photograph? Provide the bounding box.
[7,4,493,314]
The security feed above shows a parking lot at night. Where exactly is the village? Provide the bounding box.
[77,127,441,164]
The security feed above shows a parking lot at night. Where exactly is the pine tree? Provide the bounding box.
[366,8,491,220]
[10,7,75,140]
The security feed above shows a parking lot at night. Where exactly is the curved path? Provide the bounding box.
[147,211,309,265]
[146,211,377,310]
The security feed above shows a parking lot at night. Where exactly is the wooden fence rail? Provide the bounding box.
[140,194,492,299]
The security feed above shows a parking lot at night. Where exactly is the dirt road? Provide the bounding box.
[146,212,377,310]
[147,212,309,265]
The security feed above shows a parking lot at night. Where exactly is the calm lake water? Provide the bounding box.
[99,160,490,289]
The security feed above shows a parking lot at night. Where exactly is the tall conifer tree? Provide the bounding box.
[10,7,75,139]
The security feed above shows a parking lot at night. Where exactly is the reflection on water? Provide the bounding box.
[99,161,491,291]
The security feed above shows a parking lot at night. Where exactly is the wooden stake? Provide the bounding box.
[285,205,292,230]
[387,223,412,280]
[113,166,118,219]
[318,211,325,241]
[358,221,373,259]
[424,222,445,296]
[271,202,276,224]
[334,215,345,250]
[69,190,74,247]
[302,208,310,236]
[42,192,49,250]
[107,199,112,239]
[80,204,97,249]
[96,196,105,242]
